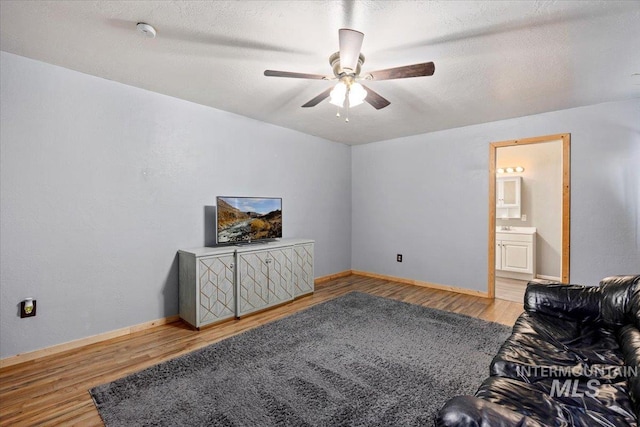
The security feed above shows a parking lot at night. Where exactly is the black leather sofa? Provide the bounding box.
[437,275,640,427]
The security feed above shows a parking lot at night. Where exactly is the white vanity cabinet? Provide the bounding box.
[496,228,536,280]
[179,239,314,327]
[178,247,237,329]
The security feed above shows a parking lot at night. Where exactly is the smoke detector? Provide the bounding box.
[136,22,156,38]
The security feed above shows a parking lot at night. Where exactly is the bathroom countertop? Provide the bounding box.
[496,226,537,234]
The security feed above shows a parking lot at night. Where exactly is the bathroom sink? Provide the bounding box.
[496,226,537,234]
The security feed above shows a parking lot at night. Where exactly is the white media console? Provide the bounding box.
[178,238,314,329]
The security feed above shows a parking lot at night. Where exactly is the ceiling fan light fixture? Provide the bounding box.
[348,82,367,107]
[329,81,347,107]
[264,29,435,114]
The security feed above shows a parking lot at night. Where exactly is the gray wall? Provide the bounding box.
[496,141,563,278]
[2,50,639,360]
[352,98,640,292]
[0,52,352,359]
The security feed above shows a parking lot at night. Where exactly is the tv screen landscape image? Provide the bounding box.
[216,197,282,244]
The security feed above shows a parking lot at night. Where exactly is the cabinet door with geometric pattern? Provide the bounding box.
[267,247,293,305]
[237,251,270,316]
[198,255,235,326]
[293,243,314,297]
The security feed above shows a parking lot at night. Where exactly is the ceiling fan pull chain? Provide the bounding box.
[336,107,341,118]
[345,89,350,123]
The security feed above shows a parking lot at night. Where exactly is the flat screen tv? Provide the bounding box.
[216,196,282,244]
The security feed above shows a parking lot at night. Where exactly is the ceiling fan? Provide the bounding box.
[264,29,435,120]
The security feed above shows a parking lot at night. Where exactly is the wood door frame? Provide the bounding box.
[488,133,570,298]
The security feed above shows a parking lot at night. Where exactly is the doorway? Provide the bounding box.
[488,133,570,300]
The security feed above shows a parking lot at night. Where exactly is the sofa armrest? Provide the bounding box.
[524,282,600,321]
[436,396,544,427]
[599,275,640,327]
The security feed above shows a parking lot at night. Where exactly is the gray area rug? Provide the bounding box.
[91,292,512,426]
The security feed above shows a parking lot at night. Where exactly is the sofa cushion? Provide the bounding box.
[532,377,638,425]
[476,376,637,426]
[600,275,640,328]
[436,396,545,427]
[490,312,626,383]
[475,377,564,423]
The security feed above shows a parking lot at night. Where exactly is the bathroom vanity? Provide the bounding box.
[496,227,536,281]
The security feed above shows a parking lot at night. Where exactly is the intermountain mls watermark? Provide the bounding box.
[516,365,639,398]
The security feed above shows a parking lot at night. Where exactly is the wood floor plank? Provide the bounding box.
[495,277,529,302]
[0,274,522,426]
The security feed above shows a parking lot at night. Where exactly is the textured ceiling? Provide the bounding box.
[1,1,639,145]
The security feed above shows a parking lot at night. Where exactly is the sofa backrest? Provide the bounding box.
[524,283,601,321]
[599,275,640,328]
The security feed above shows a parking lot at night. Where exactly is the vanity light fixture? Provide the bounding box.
[497,166,525,174]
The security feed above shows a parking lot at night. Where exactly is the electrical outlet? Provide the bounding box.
[20,299,36,318]
[521,214,527,222]
[397,254,403,262]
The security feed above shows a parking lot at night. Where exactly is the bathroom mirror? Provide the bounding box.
[496,176,521,219]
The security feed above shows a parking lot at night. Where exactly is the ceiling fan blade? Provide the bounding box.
[361,85,391,110]
[339,29,364,73]
[366,62,435,81]
[301,87,333,108]
[264,70,328,80]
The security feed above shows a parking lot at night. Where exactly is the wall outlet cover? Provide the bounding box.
[397,254,403,262]
[20,300,36,318]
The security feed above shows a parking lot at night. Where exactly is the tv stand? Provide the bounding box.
[178,238,314,329]
[233,239,276,246]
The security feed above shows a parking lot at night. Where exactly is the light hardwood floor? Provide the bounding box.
[0,274,523,426]
[495,276,530,303]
